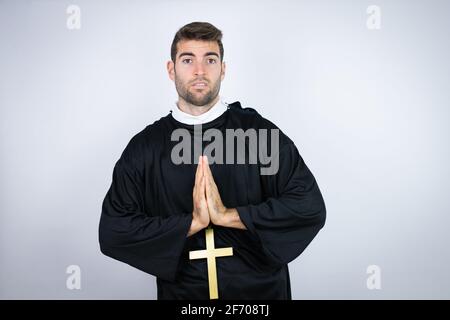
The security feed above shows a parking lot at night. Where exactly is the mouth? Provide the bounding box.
[191,82,208,89]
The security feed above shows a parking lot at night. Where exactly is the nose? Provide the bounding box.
[193,61,206,76]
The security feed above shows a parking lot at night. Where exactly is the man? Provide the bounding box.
[99,21,326,300]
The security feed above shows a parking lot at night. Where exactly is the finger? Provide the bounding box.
[201,155,207,178]
[204,167,211,197]
[205,181,217,211]
[205,158,219,200]
[194,155,203,186]
[205,161,217,191]
[193,156,203,199]
[203,158,213,194]
[203,156,213,180]
[200,175,207,200]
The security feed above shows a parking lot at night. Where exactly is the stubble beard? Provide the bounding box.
[175,72,221,107]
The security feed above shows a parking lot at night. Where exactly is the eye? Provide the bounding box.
[207,58,217,64]
[182,58,193,64]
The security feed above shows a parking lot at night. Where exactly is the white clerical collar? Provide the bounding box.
[171,97,228,125]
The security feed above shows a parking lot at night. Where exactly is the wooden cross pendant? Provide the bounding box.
[189,226,233,299]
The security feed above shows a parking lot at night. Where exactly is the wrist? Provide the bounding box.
[216,208,231,227]
[220,208,245,229]
[194,216,209,229]
[188,216,207,237]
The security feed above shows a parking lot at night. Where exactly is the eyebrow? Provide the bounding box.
[178,52,220,59]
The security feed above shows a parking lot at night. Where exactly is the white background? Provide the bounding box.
[1,0,449,299]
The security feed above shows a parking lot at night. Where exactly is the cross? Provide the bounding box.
[189,226,233,300]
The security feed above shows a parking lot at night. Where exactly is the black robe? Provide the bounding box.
[99,102,326,299]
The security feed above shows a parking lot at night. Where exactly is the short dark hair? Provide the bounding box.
[170,22,224,62]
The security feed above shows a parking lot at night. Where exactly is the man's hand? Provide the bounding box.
[203,156,227,225]
[187,156,210,237]
[188,155,247,237]
[203,156,247,230]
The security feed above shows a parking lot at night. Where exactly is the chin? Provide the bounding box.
[191,95,211,105]
[192,101,210,107]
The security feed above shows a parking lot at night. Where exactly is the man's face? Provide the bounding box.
[167,40,225,107]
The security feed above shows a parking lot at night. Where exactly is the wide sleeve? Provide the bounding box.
[236,142,326,268]
[99,153,192,282]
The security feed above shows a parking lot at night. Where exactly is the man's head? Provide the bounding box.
[167,22,226,108]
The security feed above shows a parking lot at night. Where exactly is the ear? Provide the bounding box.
[221,61,226,81]
[167,60,175,81]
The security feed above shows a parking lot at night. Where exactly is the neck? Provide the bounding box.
[176,95,220,116]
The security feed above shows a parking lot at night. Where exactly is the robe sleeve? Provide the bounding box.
[99,152,192,282]
[236,142,326,268]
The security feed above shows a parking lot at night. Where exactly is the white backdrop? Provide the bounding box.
[1,0,450,299]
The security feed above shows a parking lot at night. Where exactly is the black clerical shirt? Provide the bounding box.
[99,102,326,299]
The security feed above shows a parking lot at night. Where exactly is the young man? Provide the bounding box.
[99,22,326,300]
